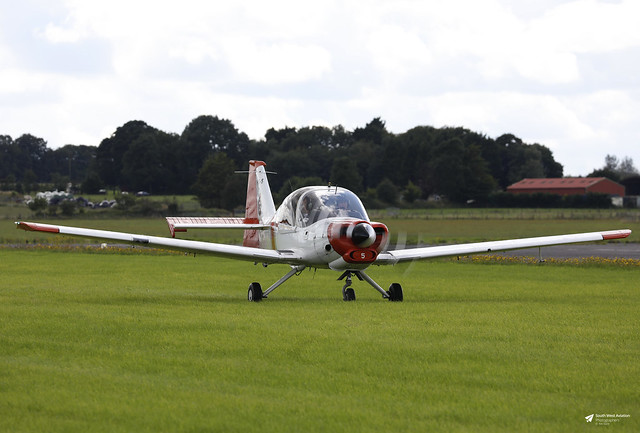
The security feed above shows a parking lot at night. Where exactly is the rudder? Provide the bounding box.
[243,160,275,247]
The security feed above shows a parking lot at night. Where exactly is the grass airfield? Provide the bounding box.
[1,249,638,432]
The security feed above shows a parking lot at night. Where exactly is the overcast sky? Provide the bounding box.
[1,0,639,175]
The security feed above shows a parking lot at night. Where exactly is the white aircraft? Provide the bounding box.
[16,160,631,302]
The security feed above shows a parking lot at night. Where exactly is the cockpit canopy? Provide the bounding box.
[274,186,369,227]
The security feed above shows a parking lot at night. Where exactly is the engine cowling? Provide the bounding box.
[327,220,389,265]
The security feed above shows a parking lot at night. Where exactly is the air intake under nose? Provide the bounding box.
[351,223,376,248]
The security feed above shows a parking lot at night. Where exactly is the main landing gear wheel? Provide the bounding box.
[248,282,263,302]
[387,283,403,302]
[342,287,356,302]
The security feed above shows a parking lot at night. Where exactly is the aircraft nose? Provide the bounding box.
[351,222,376,248]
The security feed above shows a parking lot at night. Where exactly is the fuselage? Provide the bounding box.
[259,186,389,270]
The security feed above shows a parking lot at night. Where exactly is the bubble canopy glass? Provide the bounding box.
[274,187,369,227]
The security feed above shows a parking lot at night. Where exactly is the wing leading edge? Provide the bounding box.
[375,229,632,265]
[15,221,302,265]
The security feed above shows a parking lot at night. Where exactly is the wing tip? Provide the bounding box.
[601,229,632,240]
[15,221,60,233]
[15,221,31,231]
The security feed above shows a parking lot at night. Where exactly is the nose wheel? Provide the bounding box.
[342,273,357,301]
[342,287,356,301]
[338,271,403,302]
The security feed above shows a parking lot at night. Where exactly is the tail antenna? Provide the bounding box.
[235,170,278,175]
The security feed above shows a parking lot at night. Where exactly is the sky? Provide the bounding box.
[1,0,639,176]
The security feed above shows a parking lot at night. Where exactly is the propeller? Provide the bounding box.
[351,222,377,247]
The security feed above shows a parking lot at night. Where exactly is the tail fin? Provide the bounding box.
[243,160,275,247]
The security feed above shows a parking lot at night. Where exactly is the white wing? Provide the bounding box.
[15,221,303,265]
[375,229,631,265]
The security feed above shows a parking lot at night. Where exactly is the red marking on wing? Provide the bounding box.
[16,222,60,233]
[602,230,631,240]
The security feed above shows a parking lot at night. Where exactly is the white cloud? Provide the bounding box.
[529,0,640,53]
[224,40,332,84]
[41,22,83,43]
[366,24,433,76]
[0,0,639,175]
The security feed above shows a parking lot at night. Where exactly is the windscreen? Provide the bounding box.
[295,187,368,227]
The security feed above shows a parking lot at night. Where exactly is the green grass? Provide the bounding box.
[1,250,638,432]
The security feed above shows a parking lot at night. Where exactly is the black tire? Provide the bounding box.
[387,283,403,302]
[343,288,356,301]
[248,282,263,302]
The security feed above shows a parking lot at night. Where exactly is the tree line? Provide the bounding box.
[1,115,632,210]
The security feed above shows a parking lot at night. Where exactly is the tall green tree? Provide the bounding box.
[0,135,15,181]
[193,153,236,209]
[121,130,177,193]
[352,117,388,145]
[13,134,49,182]
[2,115,568,206]
[403,181,422,203]
[95,120,153,188]
[462,144,497,200]
[376,178,399,205]
[428,138,465,201]
[221,175,247,211]
[177,115,250,192]
[81,172,104,194]
[330,156,363,193]
[588,154,638,181]
[531,143,563,178]
[48,145,96,183]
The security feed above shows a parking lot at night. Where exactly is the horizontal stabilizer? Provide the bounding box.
[166,217,271,237]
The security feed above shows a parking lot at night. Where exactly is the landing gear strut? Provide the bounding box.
[338,270,403,302]
[247,265,305,302]
[247,266,403,302]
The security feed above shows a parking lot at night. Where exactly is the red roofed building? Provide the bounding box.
[507,177,625,196]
